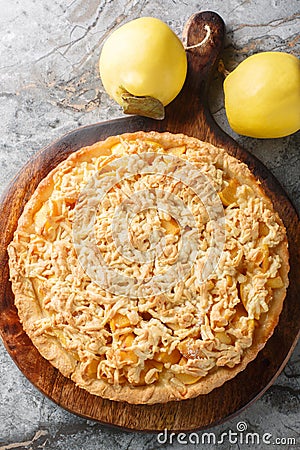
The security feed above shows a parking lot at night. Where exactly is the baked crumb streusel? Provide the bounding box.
[8,132,289,404]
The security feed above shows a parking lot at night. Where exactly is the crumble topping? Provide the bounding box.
[8,133,287,397]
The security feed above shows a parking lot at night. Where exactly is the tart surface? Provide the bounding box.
[8,131,289,404]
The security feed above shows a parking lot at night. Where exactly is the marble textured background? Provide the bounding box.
[0,0,299,449]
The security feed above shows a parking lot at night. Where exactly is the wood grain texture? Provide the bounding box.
[0,11,299,432]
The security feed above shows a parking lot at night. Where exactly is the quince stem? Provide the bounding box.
[120,92,165,120]
[218,59,230,78]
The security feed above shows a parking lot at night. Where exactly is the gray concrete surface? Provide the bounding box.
[0,0,299,449]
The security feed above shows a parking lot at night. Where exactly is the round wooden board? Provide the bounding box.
[0,12,299,432]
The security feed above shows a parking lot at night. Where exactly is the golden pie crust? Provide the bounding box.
[8,131,289,404]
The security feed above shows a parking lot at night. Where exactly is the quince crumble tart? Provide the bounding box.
[8,131,289,404]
